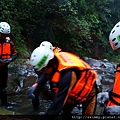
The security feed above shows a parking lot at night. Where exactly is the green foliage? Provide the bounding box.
[0,0,120,60]
[103,50,120,63]
[0,0,28,58]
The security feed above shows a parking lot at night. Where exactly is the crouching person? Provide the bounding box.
[27,41,98,120]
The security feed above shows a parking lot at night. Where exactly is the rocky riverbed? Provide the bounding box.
[0,58,117,119]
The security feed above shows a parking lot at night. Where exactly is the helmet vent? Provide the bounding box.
[112,30,115,34]
[115,42,118,46]
[41,43,44,47]
[112,38,116,41]
[116,25,120,27]
[31,59,34,62]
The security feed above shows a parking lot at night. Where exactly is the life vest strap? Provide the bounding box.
[109,91,120,105]
[68,69,94,102]
[116,70,120,72]
[109,91,120,98]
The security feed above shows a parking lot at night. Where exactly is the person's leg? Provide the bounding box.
[32,95,40,110]
[62,102,76,120]
[0,66,8,106]
[82,84,97,115]
[32,85,44,110]
[1,87,7,106]
[0,66,13,109]
[0,86,2,106]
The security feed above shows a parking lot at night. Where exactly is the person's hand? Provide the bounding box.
[26,83,38,100]
[97,92,109,106]
[104,106,120,115]
[3,58,12,64]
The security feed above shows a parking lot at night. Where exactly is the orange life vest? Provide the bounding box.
[0,37,11,60]
[51,50,97,103]
[107,66,120,106]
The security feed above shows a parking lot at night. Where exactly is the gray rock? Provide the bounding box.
[105,106,120,115]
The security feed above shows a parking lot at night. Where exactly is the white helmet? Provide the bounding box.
[30,46,54,71]
[0,22,10,34]
[40,41,53,50]
[109,21,120,50]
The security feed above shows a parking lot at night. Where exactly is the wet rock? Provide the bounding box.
[104,106,120,115]
[6,58,118,115]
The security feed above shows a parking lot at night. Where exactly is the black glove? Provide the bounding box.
[4,58,12,64]
[26,85,37,100]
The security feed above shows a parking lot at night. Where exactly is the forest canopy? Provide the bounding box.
[0,0,120,61]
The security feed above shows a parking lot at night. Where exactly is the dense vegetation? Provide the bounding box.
[0,0,120,62]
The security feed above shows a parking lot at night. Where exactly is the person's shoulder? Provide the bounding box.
[9,39,16,46]
[53,47,62,53]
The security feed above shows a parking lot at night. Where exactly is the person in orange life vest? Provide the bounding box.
[26,41,62,111]
[0,22,18,110]
[97,21,120,115]
[27,41,98,119]
[26,41,54,111]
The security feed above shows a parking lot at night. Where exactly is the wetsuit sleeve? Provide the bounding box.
[36,73,48,86]
[33,73,48,98]
[46,70,77,117]
[10,40,18,60]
